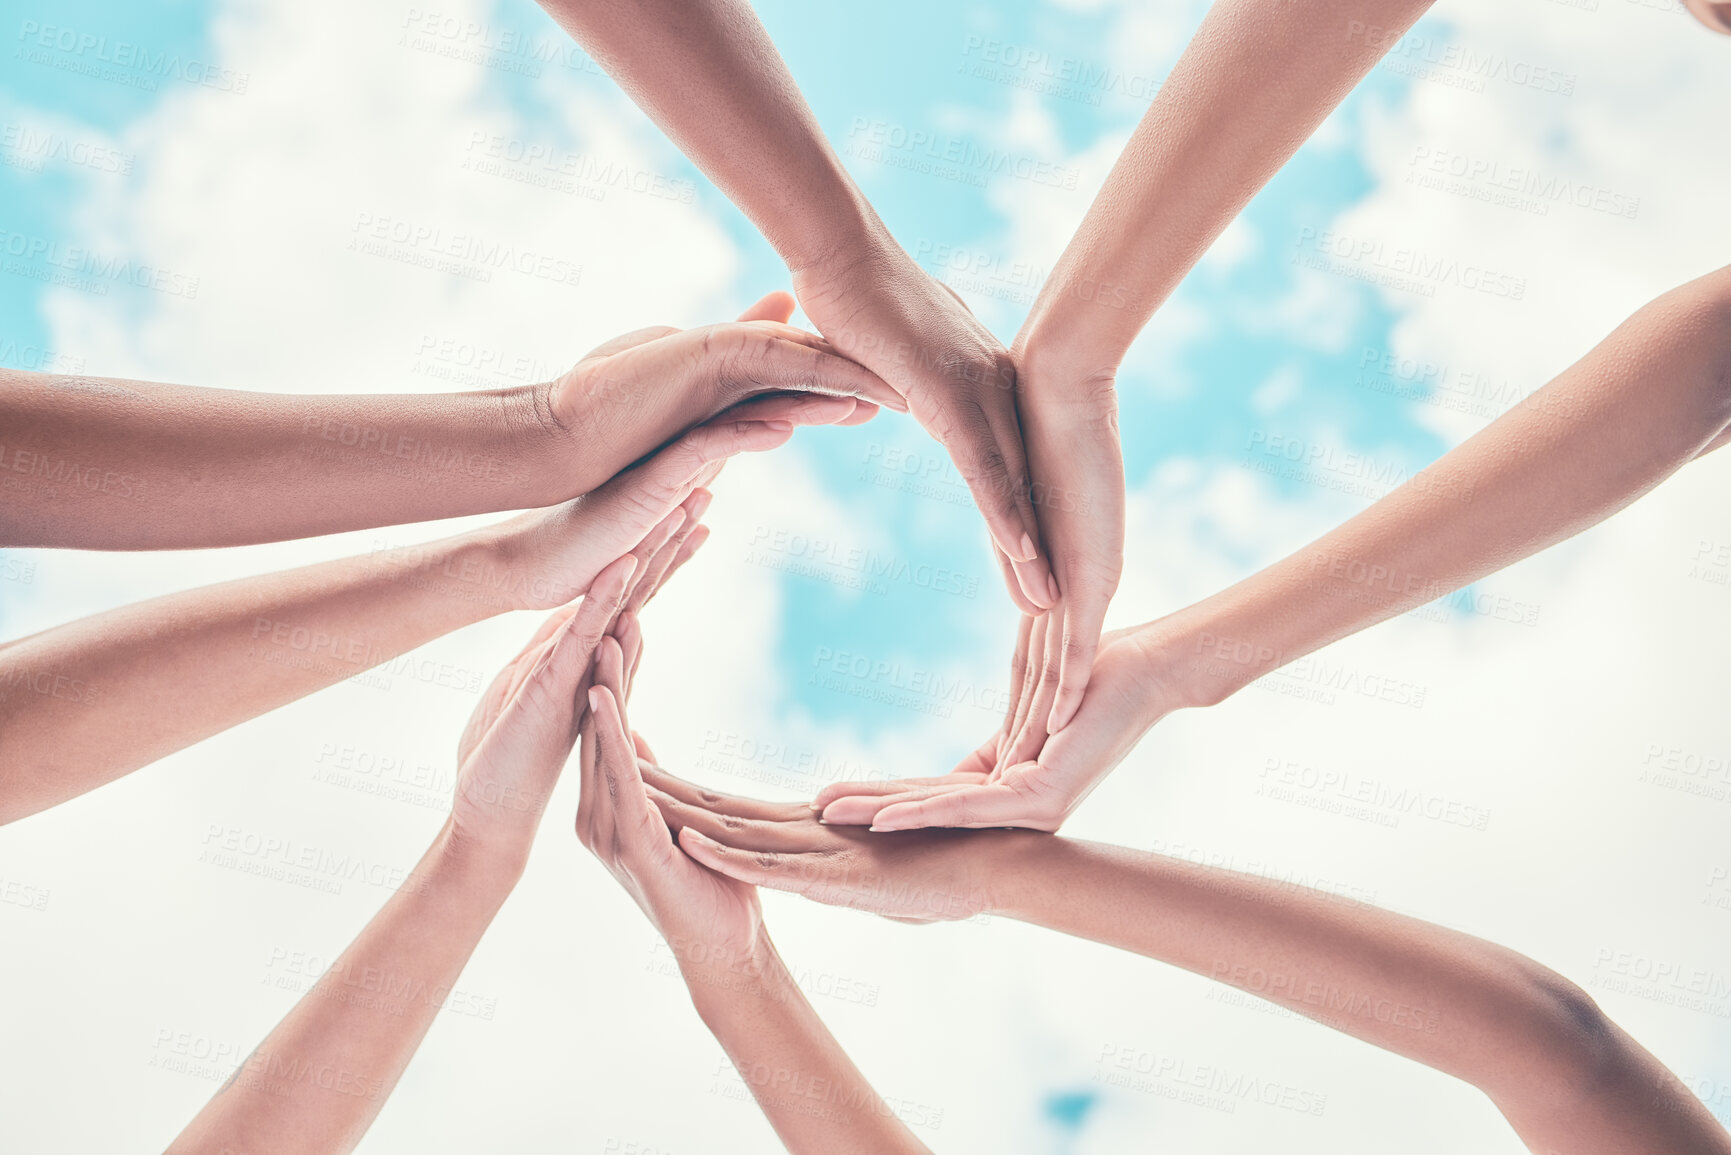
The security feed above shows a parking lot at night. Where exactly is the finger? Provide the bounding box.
[809,774,978,811]
[545,557,636,715]
[818,781,983,828]
[647,786,817,852]
[990,539,1042,616]
[836,400,880,426]
[1047,592,1108,734]
[625,490,709,617]
[733,329,904,411]
[1000,613,1050,769]
[869,780,1057,833]
[580,324,681,359]
[937,390,1051,610]
[995,613,1036,766]
[954,737,997,780]
[637,762,803,821]
[632,732,657,763]
[678,828,808,896]
[720,391,860,427]
[586,680,661,850]
[618,509,687,608]
[736,290,796,324]
[611,611,643,701]
[649,524,709,608]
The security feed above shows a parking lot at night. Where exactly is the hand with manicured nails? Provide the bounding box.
[497,387,865,611]
[792,249,1056,614]
[811,625,1181,833]
[165,526,703,1155]
[451,496,708,859]
[991,348,1127,754]
[577,634,766,967]
[547,290,890,463]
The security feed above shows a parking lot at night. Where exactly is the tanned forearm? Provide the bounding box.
[0,370,571,549]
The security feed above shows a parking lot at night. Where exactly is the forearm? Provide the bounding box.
[534,0,881,269]
[993,838,1730,1154]
[0,525,526,824]
[1146,264,1731,708]
[168,823,521,1155]
[0,370,569,549]
[1019,0,1434,373]
[683,938,931,1155]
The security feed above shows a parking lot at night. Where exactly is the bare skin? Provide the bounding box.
[165,512,700,1155]
[532,0,1056,615]
[645,778,1731,1155]
[576,631,931,1155]
[1002,0,1438,742]
[0,382,861,826]
[819,263,1731,832]
[0,292,887,550]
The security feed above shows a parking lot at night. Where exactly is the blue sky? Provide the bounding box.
[9,4,1729,1152]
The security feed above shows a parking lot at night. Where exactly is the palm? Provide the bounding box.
[815,628,1169,832]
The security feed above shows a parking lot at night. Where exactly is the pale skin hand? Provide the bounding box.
[166,525,693,1155]
[532,0,1055,612]
[0,292,886,549]
[820,262,1731,831]
[0,381,854,826]
[994,0,1438,746]
[575,635,933,1155]
[665,798,1731,1155]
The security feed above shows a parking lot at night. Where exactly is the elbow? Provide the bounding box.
[1487,957,1634,1117]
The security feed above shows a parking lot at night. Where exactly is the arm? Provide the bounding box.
[0,293,889,549]
[653,795,1731,1155]
[996,0,1436,755]
[533,0,1054,611]
[166,540,656,1154]
[577,629,929,1154]
[0,392,849,825]
[816,262,1731,832]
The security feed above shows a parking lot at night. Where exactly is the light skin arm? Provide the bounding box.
[1001,0,1436,746]
[577,633,929,1155]
[533,0,1055,612]
[0,388,856,826]
[817,262,1731,832]
[649,790,1731,1155]
[165,534,669,1155]
[0,292,889,549]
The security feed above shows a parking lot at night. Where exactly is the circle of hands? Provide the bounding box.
[457,264,1144,954]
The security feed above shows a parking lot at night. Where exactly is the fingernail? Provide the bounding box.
[807,802,822,811]
[868,823,903,833]
[587,688,602,709]
[1047,573,1060,603]
[1018,533,1038,563]
[764,420,794,432]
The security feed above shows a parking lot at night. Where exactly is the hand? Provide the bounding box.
[492,389,854,611]
[995,348,1126,748]
[545,292,894,489]
[577,633,764,966]
[812,625,1180,832]
[791,240,1055,612]
[450,495,709,860]
[641,767,1038,923]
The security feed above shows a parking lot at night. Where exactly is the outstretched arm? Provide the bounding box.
[818,262,1731,833]
[0,294,889,549]
[533,0,1055,612]
[165,523,679,1154]
[576,624,930,1154]
[0,392,850,826]
[1000,0,1436,748]
[651,790,1731,1155]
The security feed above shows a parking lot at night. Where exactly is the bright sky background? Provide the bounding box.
[3,1,1731,1152]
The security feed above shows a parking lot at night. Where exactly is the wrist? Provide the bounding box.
[779,174,894,279]
[502,381,590,506]
[678,932,790,1016]
[1132,609,1260,711]
[428,819,528,904]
